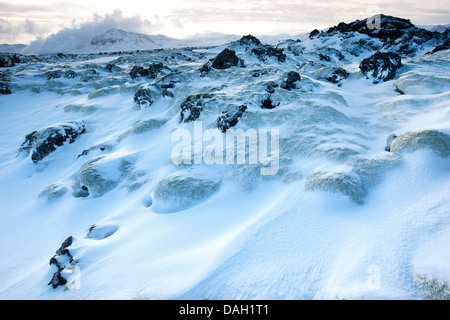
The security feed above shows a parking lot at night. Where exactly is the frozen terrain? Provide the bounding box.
[0,15,449,300]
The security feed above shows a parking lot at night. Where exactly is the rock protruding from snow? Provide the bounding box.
[260,95,279,109]
[252,45,286,63]
[359,52,402,83]
[0,54,21,68]
[216,105,247,132]
[238,35,262,47]
[130,66,149,79]
[325,67,350,84]
[148,62,165,79]
[0,81,11,94]
[389,130,450,158]
[211,49,242,70]
[86,224,118,240]
[134,86,154,108]
[19,121,86,163]
[280,71,301,91]
[429,40,450,54]
[48,236,76,289]
[180,94,209,123]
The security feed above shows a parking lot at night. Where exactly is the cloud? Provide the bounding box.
[0,18,52,43]
[22,9,160,53]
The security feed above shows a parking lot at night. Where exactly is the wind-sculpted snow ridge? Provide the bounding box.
[0,15,449,300]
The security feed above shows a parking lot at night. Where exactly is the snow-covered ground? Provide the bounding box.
[0,16,449,300]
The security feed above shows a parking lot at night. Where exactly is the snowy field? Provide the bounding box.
[0,15,449,300]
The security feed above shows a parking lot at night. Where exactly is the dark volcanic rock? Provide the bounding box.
[216,105,247,133]
[327,14,446,56]
[309,29,320,38]
[266,82,278,94]
[325,68,350,84]
[63,70,77,79]
[19,121,86,163]
[180,94,206,123]
[48,236,77,289]
[430,40,450,54]
[148,62,165,79]
[239,35,262,46]
[252,45,286,63]
[359,51,402,83]
[130,66,149,79]
[134,87,154,108]
[211,49,240,70]
[45,70,62,80]
[0,54,21,68]
[319,53,331,62]
[105,63,121,72]
[0,82,11,95]
[162,88,174,98]
[261,95,279,109]
[281,71,301,91]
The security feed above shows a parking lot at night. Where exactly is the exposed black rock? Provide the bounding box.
[0,54,21,68]
[325,15,447,56]
[430,40,450,54]
[162,88,174,98]
[80,69,97,82]
[281,71,301,91]
[266,82,278,94]
[309,29,320,38]
[239,35,262,46]
[180,94,206,123]
[48,236,77,289]
[105,63,121,72]
[199,62,211,77]
[45,70,62,80]
[211,49,241,70]
[359,51,402,83]
[261,95,279,109]
[129,66,149,79]
[252,70,269,77]
[325,67,350,84]
[252,45,286,62]
[148,62,165,79]
[319,53,331,62]
[134,87,154,108]
[160,82,175,89]
[63,70,77,79]
[0,82,11,95]
[48,271,68,289]
[216,105,247,133]
[19,121,86,164]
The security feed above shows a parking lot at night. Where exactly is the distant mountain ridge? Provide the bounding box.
[0,44,27,54]
[1,19,449,55]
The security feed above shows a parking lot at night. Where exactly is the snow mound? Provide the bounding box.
[390,130,450,158]
[151,170,222,213]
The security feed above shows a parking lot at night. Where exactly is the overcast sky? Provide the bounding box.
[1,0,449,44]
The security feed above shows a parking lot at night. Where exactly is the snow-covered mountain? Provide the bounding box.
[86,28,182,52]
[0,15,449,300]
[0,44,27,54]
[23,28,185,55]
